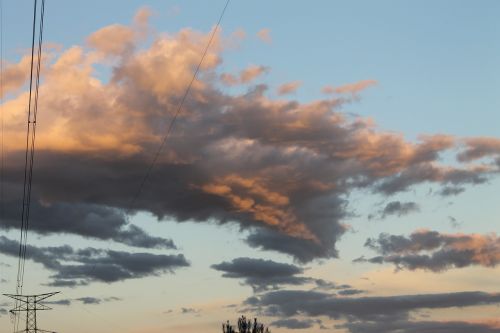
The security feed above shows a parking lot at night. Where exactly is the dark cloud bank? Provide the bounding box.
[244,289,500,333]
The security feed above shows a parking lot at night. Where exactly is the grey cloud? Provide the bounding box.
[439,186,465,196]
[245,289,500,321]
[270,318,317,329]
[45,299,71,306]
[245,195,346,263]
[181,307,200,315]
[339,318,500,333]
[313,279,346,291]
[448,216,462,229]
[383,201,419,217]
[212,257,309,292]
[46,296,121,306]
[0,193,175,250]
[337,289,365,296]
[0,236,189,286]
[76,297,103,305]
[376,164,490,195]
[360,230,500,271]
[378,201,419,219]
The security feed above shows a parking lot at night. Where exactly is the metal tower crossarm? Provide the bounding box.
[3,292,59,333]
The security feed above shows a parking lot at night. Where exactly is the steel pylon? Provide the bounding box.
[3,292,59,333]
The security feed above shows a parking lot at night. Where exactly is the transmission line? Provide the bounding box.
[13,0,46,331]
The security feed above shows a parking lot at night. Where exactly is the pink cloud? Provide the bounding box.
[277,81,302,95]
[322,79,377,95]
[220,65,269,86]
[257,28,272,44]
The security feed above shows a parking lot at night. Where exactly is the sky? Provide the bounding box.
[0,1,500,332]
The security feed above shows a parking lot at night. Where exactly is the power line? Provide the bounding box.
[127,0,231,215]
[13,0,46,332]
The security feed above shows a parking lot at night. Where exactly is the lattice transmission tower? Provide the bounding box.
[3,292,59,333]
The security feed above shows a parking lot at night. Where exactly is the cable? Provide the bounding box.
[20,0,45,286]
[13,1,45,331]
[16,0,38,295]
[127,0,230,215]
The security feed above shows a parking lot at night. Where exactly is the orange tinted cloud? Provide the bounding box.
[277,81,302,95]
[220,64,269,86]
[257,28,272,44]
[1,55,32,98]
[87,24,136,56]
[201,175,316,241]
[458,137,500,162]
[322,79,377,95]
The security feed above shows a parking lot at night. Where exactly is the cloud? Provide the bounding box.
[181,307,201,315]
[87,24,136,56]
[0,197,176,249]
[458,138,500,162]
[0,10,499,264]
[245,289,500,321]
[312,279,355,292]
[0,236,189,286]
[45,299,72,306]
[448,216,462,229]
[270,318,318,329]
[221,65,269,86]
[338,318,500,333]
[1,55,32,98]
[322,80,377,95]
[212,257,310,292]
[46,296,121,306]
[337,289,365,296]
[87,7,152,56]
[381,201,420,218]
[439,186,465,196]
[277,81,301,95]
[77,297,104,305]
[134,7,152,27]
[360,230,500,271]
[256,29,272,44]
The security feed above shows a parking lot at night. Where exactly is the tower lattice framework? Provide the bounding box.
[3,292,58,333]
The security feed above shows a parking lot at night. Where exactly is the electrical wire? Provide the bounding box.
[13,0,45,331]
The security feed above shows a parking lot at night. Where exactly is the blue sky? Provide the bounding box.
[1,1,500,333]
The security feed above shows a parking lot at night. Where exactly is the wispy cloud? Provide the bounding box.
[256,28,272,44]
[277,81,301,95]
[322,79,377,95]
